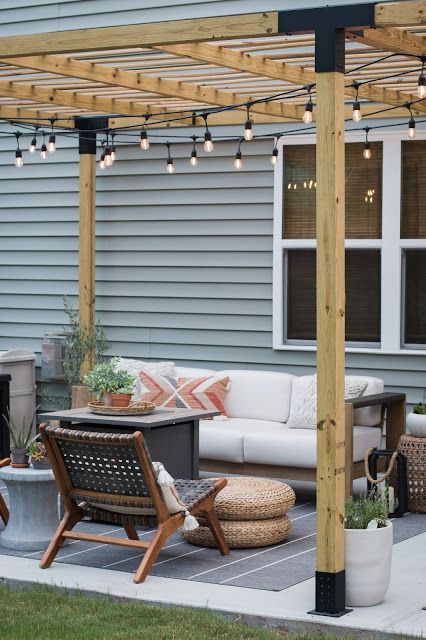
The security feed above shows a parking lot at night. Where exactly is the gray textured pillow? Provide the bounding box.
[287,375,368,430]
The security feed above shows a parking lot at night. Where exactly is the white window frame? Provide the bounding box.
[272,129,426,355]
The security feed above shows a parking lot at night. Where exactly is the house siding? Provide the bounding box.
[0,0,425,409]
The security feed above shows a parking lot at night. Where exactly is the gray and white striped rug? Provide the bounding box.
[1,482,426,591]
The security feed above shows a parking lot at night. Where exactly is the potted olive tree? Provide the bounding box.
[83,358,137,407]
[2,408,37,468]
[406,393,426,437]
[345,492,392,607]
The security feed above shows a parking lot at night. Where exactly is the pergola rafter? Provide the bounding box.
[347,25,426,57]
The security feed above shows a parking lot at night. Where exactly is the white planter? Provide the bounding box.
[406,412,426,438]
[345,522,393,607]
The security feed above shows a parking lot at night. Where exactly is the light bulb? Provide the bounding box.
[48,134,56,153]
[140,130,149,150]
[29,137,37,153]
[244,119,253,141]
[99,153,106,169]
[408,118,416,138]
[303,100,313,124]
[352,100,362,122]
[363,143,371,160]
[190,150,198,166]
[167,158,174,174]
[15,150,23,168]
[111,146,116,162]
[40,143,47,159]
[234,151,242,170]
[271,146,278,165]
[418,74,426,98]
[104,148,113,167]
[204,131,213,152]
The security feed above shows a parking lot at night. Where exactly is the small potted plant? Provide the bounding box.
[345,491,392,607]
[1,408,37,468]
[28,437,50,470]
[406,392,426,437]
[83,358,136,407]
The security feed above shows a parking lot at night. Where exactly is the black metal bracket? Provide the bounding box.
[74,116,109,155]
[310,570,351,617]
[277,4,375,73]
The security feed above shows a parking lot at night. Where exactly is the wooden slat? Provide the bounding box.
[376,1,426,27]
[79,153,96,375]
[0,104,74,127]
[3,55,304,121]
[62,530,150,549]
[157,42,426,114]
[347,26,426,57]
[0,14,278,58]
[316,71,346,575]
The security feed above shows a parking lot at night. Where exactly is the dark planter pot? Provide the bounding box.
[31,458,51,470]
[11,447,30,468]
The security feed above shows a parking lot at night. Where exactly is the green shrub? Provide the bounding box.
[83,358,136,398]
[345,492,389,529]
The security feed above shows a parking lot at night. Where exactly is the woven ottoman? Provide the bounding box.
[182,477,296,548]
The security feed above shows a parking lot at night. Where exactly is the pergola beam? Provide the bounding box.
[347,26,426,57]
[375,1,426,27]
[0,13,278,58]
[0,105,74,128]
[3,54,304,121]
[158,42,426,114]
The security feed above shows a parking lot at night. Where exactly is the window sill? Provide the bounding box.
[273,344,426,356]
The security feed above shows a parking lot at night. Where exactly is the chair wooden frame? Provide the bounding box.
[39,425,229,583]
[0,457,10,525]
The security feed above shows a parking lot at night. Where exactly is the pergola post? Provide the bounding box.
[76,118,101,375]
[314,27,347,616]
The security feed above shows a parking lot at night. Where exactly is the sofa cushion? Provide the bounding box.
[354,377,384,426]
[199,418,283,463]
[175,366,215,378]
[243,424,382,468]
[117,358,176,400]
[218,370,295,423]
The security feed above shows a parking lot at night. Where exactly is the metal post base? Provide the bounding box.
[308,570,351,617]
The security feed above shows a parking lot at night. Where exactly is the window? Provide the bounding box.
[273,134,426,352]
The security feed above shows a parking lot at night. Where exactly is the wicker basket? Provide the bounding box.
[182,514,291,548]
[398,434,426,513]
[88,401,156,416]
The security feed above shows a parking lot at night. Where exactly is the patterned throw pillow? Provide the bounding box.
[287,375,368,430]
[139,371,230,416]
[116,358,176,401]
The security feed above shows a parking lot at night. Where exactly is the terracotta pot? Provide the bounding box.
[110,393,132,408]
[103,391,113,407]
[11,448,30,469]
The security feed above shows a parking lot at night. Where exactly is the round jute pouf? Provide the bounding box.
[182,477,296,548]
[183,513,292,549]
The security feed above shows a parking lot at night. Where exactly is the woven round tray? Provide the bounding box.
[213,477,296,521]
[398,434,426,513]
[182,514,292,548]
[88,401,156,416]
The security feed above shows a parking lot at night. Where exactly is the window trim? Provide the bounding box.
[272,129,426,355]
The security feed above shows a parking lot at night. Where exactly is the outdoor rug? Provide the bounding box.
[1,483,426,591]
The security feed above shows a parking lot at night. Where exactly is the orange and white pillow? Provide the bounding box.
[139,370,230,416]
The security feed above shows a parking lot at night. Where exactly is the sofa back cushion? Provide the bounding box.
[218,369,295,423]
[354,376,384,426]
[175,366,215,378]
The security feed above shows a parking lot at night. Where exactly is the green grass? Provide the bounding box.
[0,585,336,640]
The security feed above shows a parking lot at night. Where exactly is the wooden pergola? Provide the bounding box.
[1,0,425,615]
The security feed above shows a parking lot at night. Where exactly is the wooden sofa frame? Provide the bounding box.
[200,392,406,497]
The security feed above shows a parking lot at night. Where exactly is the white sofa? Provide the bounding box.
[175,366,387,494]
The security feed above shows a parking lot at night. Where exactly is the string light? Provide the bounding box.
[110,133,117,162]
[352,82,362,122]
[29,126,38,153]
[48,117,56,153]
[14,132,23,168]
[234,139,243,170]
[406,104,416,138]
[244,105,253,141]
[363,126,371,160]
[166,142,174,174]
[418,55,426,98]
[99,145,106,169]
[203,114,214,152]
[140,128,149,150]
[40,132,47,160]
[271,137,279,165]
[190,135,198,166]
[303,84,314,124]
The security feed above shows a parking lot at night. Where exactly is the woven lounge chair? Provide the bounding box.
[39,425,229,583]
[0,458,10,525]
